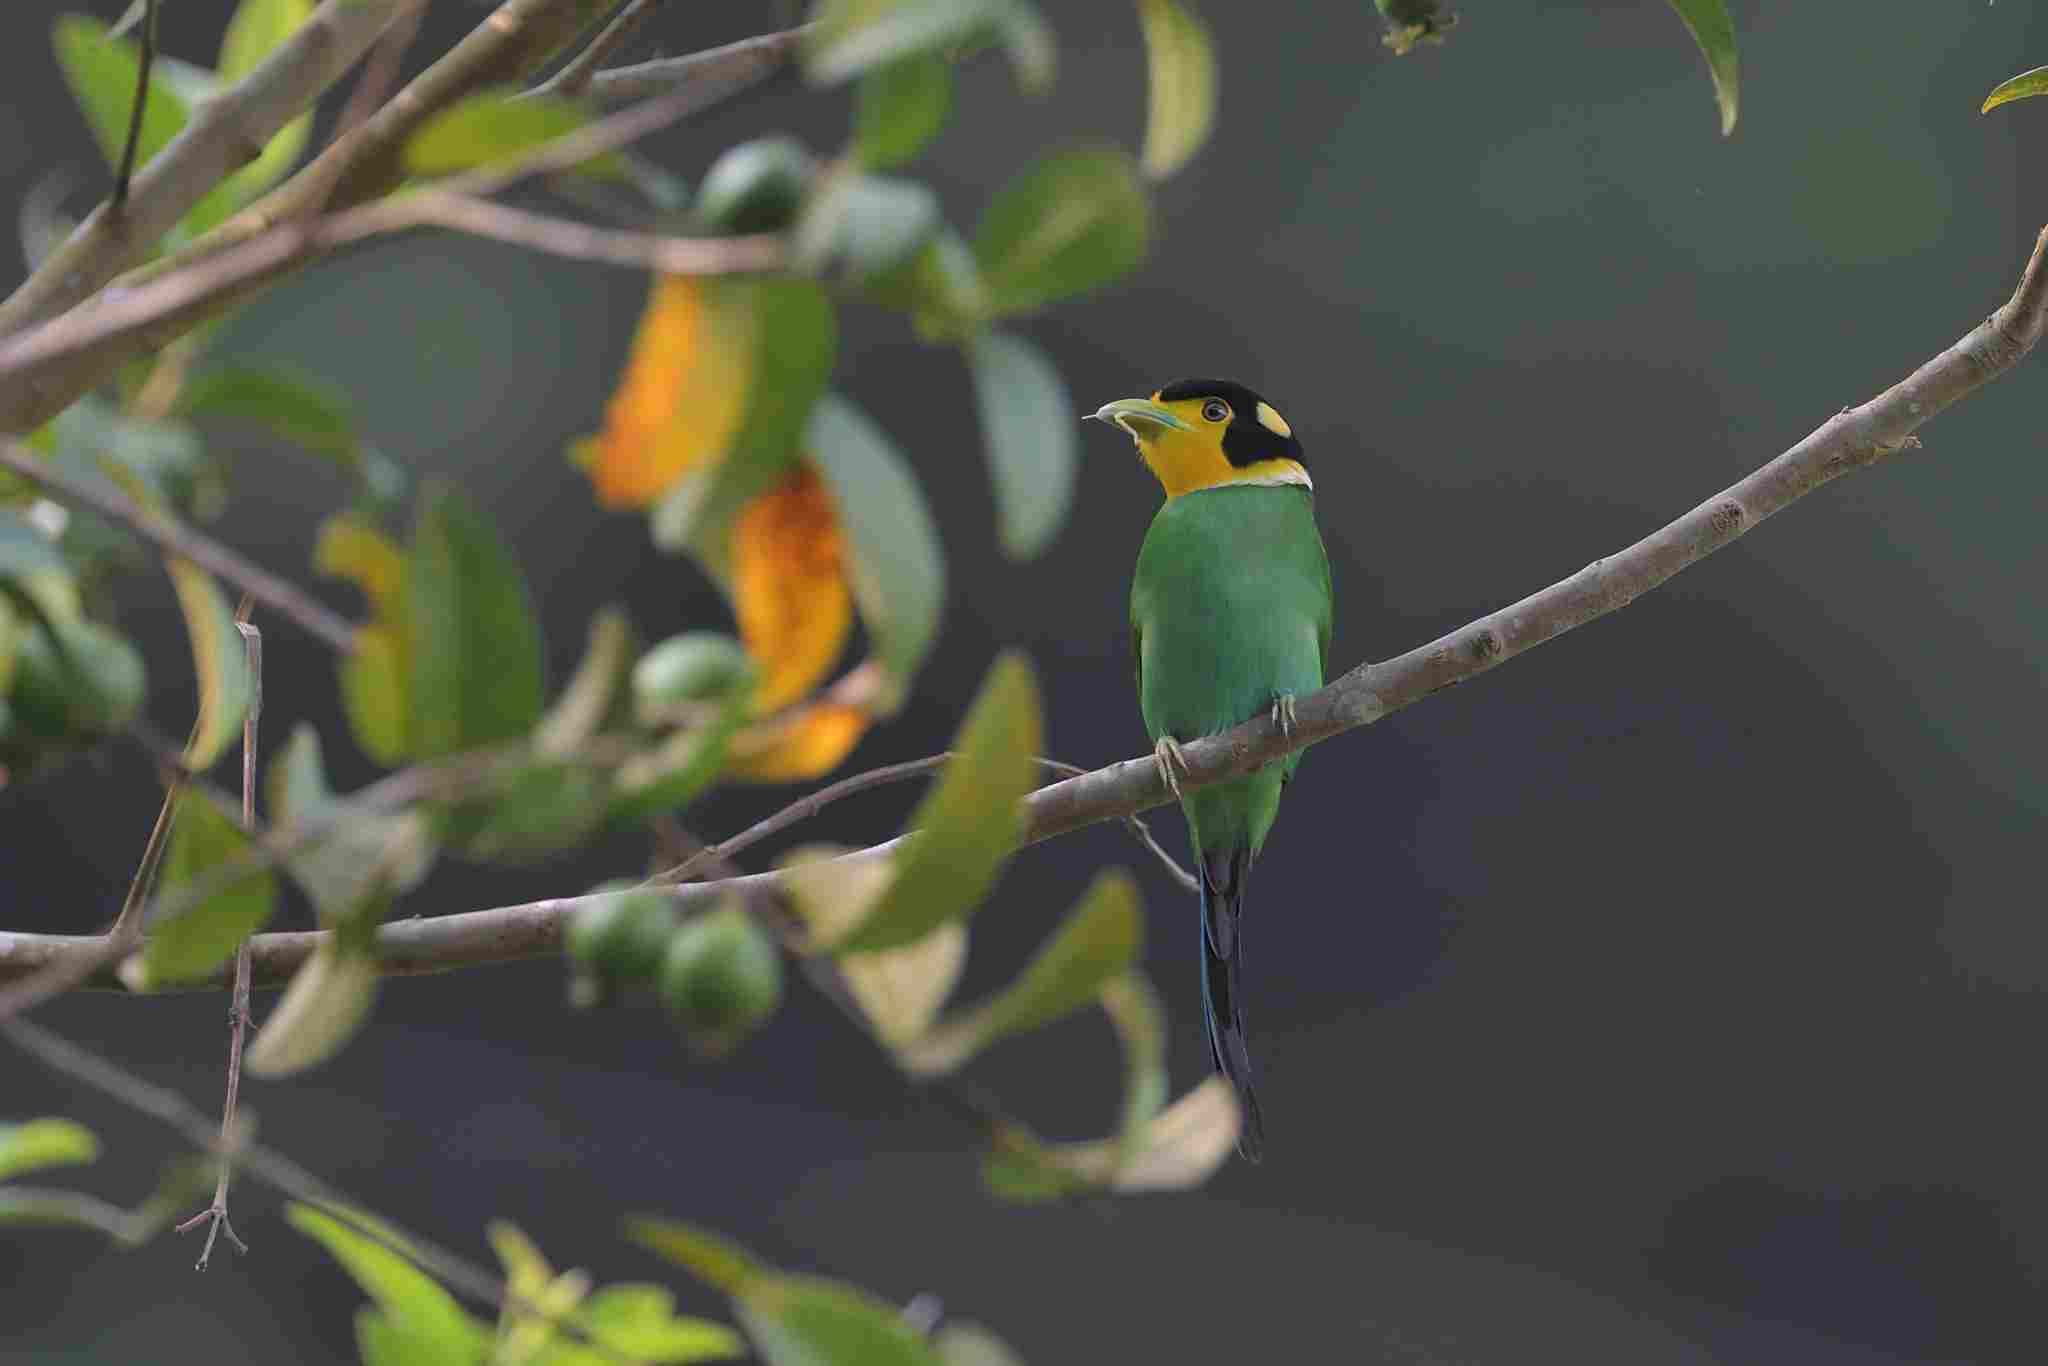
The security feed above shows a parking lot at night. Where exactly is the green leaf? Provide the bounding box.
[405,88,627,180]
[290,1204,489,1362]
[344,625,413,764]
[626,1219,765,1295]
[166,556,252,771]
[902,869,1142,1076]
[244,937,382,1076]
[217,0,313,198]
[826,653,1039,954]
[1666,0,1738,136]
[934,1321,1029,1366]
[803,0,1004,85]
[991,1,1057,97]
[0,1118,100,1182]
[806,395,944,703]
[602,703,747,830]
[799,173,942,282]
[1136,0,1216,178]
[651,281,837,562]
[572,1285,746,1364]
[974,146,1150,317]
[736,1278,946,1366]
[51,15,190,178]
[985,1077,1238,1201]
[405,483,545,759]
[535,606,636,757]
[355,1309,461,1366]
[1983,66,2048,113]
[965,330,1074,559]
[854,54,953,169]
[137,790,276,987]
[441,757,611,864]
[267,724,435,921]
[780,845,967,1049]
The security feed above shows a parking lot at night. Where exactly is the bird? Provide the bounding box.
[1089,379,1333,1162]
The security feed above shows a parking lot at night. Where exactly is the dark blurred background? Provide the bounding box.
[7,1,2048,1361]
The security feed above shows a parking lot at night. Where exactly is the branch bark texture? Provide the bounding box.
[5,228,2044,994]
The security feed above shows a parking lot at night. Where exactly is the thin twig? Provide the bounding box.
[176,598,262,1267]
[401,192,783,274]
[111,0,161,206]
[305,0,431,219]
[571,26,811,104]
[533,0,662,98]
[0,442,355,653]
[0,1017,637,1363]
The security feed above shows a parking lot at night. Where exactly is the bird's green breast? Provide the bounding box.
[1130,483,1332,852]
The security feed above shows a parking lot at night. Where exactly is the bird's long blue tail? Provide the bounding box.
[1199,846,1265,1162]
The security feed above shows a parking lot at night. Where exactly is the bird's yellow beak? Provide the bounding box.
[1089,397,1193,439]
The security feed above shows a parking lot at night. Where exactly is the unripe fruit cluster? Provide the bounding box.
[566,881,784,1058]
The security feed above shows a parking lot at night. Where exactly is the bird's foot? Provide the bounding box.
[1270,692,1298,740]
[1152,736,1191,800]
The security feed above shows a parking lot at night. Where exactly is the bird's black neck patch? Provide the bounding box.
[1155,377,1306,469]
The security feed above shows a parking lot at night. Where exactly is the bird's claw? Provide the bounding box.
[1270,693,1298,740]
[1153,736,1191,800]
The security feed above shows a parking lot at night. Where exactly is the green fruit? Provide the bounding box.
[631,632,757,726]
[5,616,145,743]
[566,880,681,1003]
[696,137,816,235]
[658,903,783,1056]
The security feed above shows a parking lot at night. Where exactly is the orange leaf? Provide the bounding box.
[575,276,751,509]
[733,465,852,712]
[726,701,870,783]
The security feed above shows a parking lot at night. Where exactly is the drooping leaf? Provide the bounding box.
[217,0,313,198]
[902,869,1141,1076]
[730,466,852,712]
[854,54,952,169]
[1984,66,2048,114]
[266,724,435,921]
[806,395,944,701]
[405,87,627,180]
[803,0,1004,85]
[626,1220,765,1295]
[984,1078,1238,1201]
[1666,0,1738,136]
[651,281,837,562]
[176,365,364,472]
[0,1118,100,1182]
[244,937,381,1076]
[165,557,252,771]
[780,844,966,1048]
[965,330,1074,559]
[722,698,871,784]
[289,1204,490,1362]
[314,514,413,764]
[974,146,1150,317]
[136,790,276,987]
[576,276,755,511]
[1136,0,1216,179]
[405,483,545,759]
[824,653,1040,954]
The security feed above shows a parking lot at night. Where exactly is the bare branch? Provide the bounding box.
[111,0,162,206]
[566,26,810,105]
[0,0,411,341]
[0,50,796,435]
[401,193,784,274]
[4,227,2043,994]
[0,442,356,652]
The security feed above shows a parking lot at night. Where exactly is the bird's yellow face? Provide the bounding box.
[1090,379,1310,500]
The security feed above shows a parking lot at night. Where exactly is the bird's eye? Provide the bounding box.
[1201,400,1231,423]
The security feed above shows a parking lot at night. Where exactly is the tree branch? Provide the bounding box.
[565,26,810,105]
[3,226,2044,994]
[0,29,803,436]
[531,0,663,99]
[0,441,357,652]
[0,0,411,341]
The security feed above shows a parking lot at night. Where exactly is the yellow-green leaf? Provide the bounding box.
[244,939,380,1077]
[535,606,637,757]
[1667,0,1738,136]
[167,558,252,770]
[780,844,966,1048]
[736,1277,946,1366]
[1984,66,2048,114]
[973,145,1150,317]
[218,0,313,198]
[51,15,190,178]
[626,1219,764,1295]
[854,54,952,169]
[406,482,545,759]
[136,790,276,987]
[405,88,627,180]
[0,1118,100,1182]
[1136,0,1215,178]
[902,870,1141,1076]
[289,1204,489,1362]
[826,653,1039,954]
[1101,970,1170,1166]
[572,1285,747,1365]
